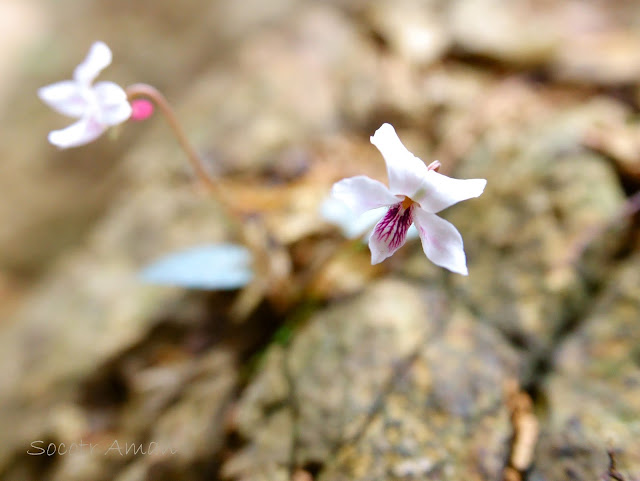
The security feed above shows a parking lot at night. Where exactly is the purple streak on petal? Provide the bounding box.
[369,203,414,264]
[373,203,414,249]
[369,202,416,264]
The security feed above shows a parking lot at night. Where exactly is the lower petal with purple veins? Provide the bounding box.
[368,202,414,264]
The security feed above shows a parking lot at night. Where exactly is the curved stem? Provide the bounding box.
[126,83,248,248]
[125,83,217,191]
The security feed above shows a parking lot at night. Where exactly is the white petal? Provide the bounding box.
[370,123,428,197]
[413,208,468,275]
[100,101,132,125]
[93,81,127,104]
[93,81,132,125]
[414,172,487,213]
[321,197,387,239]
[37,81,87,118]
[368,203,414,264]
[73,41,112,85]
[48,117,106,149]
[331,175,399,217]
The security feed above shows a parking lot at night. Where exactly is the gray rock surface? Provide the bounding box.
[223,280,438,480]
[1,1,639,480]
[531,253,640,480]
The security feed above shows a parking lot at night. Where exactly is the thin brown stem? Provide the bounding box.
[126,83,249,253]
[125,83,217,192]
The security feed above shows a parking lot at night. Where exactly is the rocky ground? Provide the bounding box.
[1,1,639,480]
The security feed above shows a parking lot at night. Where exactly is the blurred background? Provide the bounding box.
[1,0,639,480]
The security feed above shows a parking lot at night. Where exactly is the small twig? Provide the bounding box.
[607,450,626,481]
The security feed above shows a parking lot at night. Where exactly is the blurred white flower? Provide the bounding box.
[331,123,486,275]
[38,41,132,148]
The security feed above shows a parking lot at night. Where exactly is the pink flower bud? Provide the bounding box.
[130,99,154,121]
[427,160,441,172]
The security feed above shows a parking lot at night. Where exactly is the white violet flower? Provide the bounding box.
[38,41,132,148]
[331,123,486,275]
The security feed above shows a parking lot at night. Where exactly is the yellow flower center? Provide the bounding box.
[400,196,415,210]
